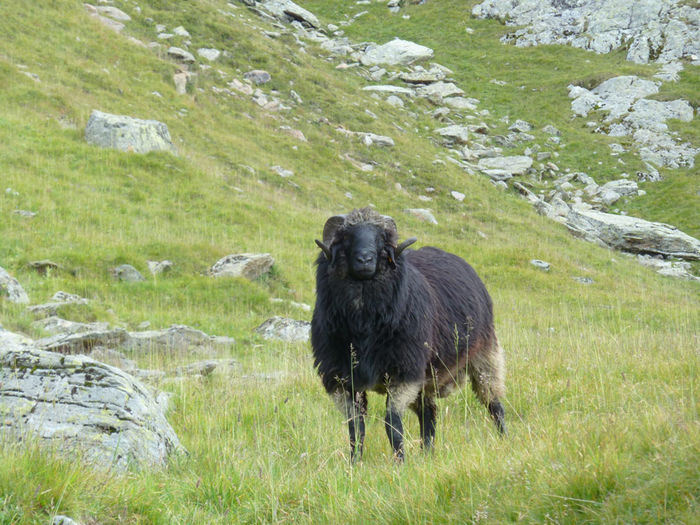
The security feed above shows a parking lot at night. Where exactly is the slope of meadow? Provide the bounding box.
[0,1,697,523]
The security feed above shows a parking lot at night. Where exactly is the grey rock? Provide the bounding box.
[435,125,471,144]
[95,6,131,22]
[599,190,622,206]
[27,260,60,275]
[209,253,274,280]
[147,260,173,275]
[600,179,639,197]
[451,190,466,202]
[0,334,183,471]
[443,97,478,111]
[0,266,29,304]
[530,259,550,271]
[477,155,533,176]
[542,124,561,136]
[90,347,137,371]
[53,516,80,525]
[386,95,404,108]
[416,81,464,99]
[125,325,235,353]
[36,328,129,354]
[637,254,699,281]
[258,0,320,28]
[27,292,89,318]
[508,119,532,133]
[173,71,189,95]
[33,316,110,336]
[566,209,700,260]
[167,47,195,63]
[172,26,190,37]
[361,85,415,96]
[271,165,294,177]
[573,277,594,284]
[404,208,438,225]
[111,264,145,282]
[255,316,310,342]
[85,110,177,154]
[634,128,698,169]
[13,209,37,218]
[360,39,434,66]
[244,70,272,85]
[197,48,221,61]
[360,133,395,147]
[84,4,125,32]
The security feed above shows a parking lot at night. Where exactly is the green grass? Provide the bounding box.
[0,0,698,523]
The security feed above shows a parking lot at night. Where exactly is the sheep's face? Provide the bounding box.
[315,208,417,281]
[336,223,387,280]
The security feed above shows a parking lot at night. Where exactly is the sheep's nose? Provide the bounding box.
[355,251,375,265]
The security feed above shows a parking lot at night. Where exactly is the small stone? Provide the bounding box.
[147,260,173,275]
[451,191,465,202]
[530,259,551,271]
[255,317,310,342]
[111,264,145,282]
[0,266,29,303]
[404,208,438,225]
[209,253,274,280]
[573,277,594,284]
[244,70,271,85]
[173,26,190,37]
[271,165,294,178]
[167,47,195,63]
[197,48,221,61]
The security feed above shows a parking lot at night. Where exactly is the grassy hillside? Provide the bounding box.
[0,1,698,523]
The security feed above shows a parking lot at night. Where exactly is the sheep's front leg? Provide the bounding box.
[333,390,367,462]
[385,383,421,462]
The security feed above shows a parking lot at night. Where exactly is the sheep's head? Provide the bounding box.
[315,208,417,280]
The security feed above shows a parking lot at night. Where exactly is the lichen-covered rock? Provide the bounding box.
[209,253,274,280]
[85,110,177,154]
[255,316,310,342]
[0,331,184,470]
[36,328,130,354]
[566,209,700,260]
[111,264,145,282]
[0,266,29,304]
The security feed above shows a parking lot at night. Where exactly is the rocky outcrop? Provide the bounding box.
[568,76,697,168]
[125,325,235,353]
[255,316,310,342]
[0,266,29,304]
[0,329,183,470]
[209,253,274,280]
[472,0,700,64]
[257,0,320,28]
[85,110,177,154]
[565,209,700,260]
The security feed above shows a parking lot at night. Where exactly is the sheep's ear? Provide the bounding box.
[395,237,417,258]
[315,239,332,261]
[386,245,397,269]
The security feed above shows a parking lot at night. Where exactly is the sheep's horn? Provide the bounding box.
[395,237,417,257]
[322,215,346,245]
[315,239,332,260]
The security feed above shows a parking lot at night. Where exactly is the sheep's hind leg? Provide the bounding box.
[385,382,421,462]
[410,392,437,451]
[468,341,507,435]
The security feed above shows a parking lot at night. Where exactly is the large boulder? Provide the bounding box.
[0,329,183,470]
[565,209,700,260]
[360,39,434,66]
[85,110,177,154]
[0,266,29,304]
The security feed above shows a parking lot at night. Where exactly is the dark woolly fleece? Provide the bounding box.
[311,210,495,397]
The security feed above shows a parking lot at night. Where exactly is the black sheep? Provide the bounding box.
[312,208,506,461]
